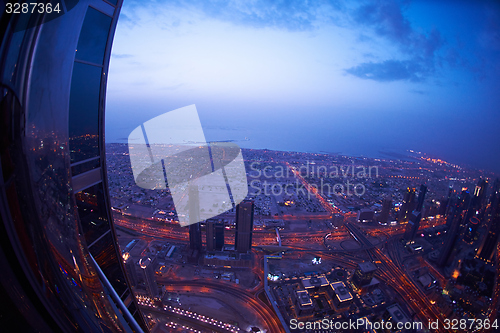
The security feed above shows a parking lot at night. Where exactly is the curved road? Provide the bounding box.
[158,279,284,333]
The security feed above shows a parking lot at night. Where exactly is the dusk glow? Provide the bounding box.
[107,0,500,172]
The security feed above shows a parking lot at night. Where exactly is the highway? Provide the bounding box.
[114,204,489,333]
[157,279,284,333]
[345,222,450,333]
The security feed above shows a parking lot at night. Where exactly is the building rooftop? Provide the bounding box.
[418,273,435,289]
[302,275,329,289]
[330,281,353,302]
[358,261,377,273]
[296,290,313,307]
[386,304,410,323]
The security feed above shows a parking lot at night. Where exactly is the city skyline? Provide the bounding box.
[106,142,500,332]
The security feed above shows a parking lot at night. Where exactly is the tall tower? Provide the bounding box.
[379,197,392,224]
[476,193,500,262]
[416,184,428,212]
[352,262,377,288]
[438,189,469,267]
[189,224,203,251]
[399,187,416,222]
[403,185,427,241]
[472,179,488,209]
[488,178,500,204]
[139,257,158,298]
[404,210,422,242]
[124,256,138,287]
[235,201,254,253]
[188,185,202,251]
[440,185,454,216]
[464,180,488,242]
[206,219,225,251]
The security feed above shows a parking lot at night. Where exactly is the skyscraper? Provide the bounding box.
[235,201,254,253]
[139,257,158,298]
[402,185,426,242]
[206,219,225,251]
[352,262,377,288]
[399,187,416,222]
[189,223,203,252]
[476,193,500,262]
[472,179,488,209]
[416,184,428,212]
[188,185,203,252]
[378,197,392,224]
[464,180,488,243]
[438,189,470,267]
[404,210,422,242]
[440,185,454,216]
[125,256,139,287]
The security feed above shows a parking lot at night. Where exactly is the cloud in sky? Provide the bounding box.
[107,0,500,173]
[124,0,345,31]
[346,0,444,82]
[345,59,425,82]
[112,0,500,90]
[112,53,133,59]
[122,0,486,83]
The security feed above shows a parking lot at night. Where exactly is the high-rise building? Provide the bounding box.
[189,223,203,252]
[329,281,354,311]
[476,193,500,262]
[379,197,392,224]
[458,190,472,230]
[235,201,254,253]
[488,178,500,204]
[438,190,470,267]
[139,258,158,298]
[399,187,416,222]
[206,219,225,251]
[352,262,377,288]
[125,256,139,287]
[464,180,488,243]
[188,185,203,252]
[463,216,481,244]
[416,184,428,212]
[472,179,488,208]
[357,209,375,223]
[0,1,147,331]
[441,185,454,217]
[404,210,422,242]
[383,304,413,333]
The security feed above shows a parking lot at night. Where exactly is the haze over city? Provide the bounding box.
[107,0,500,173]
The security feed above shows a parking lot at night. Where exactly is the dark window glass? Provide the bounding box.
[128,301,137,316]
[75,7,112,65]
[89,231,128,297]
[63,0,80,11]
[75,183,127,295]
[71,157,100,176]
[76,183,110,245]
[1,28,27,86]
[105,0,118,6]
[132,303,147,329]
[68,62,101,163]
[121,289,130,301]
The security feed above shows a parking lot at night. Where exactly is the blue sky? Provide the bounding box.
[106,0,500,173]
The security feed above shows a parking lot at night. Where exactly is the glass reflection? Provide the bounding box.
[75,7,112,65]
[69,62,102,163]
